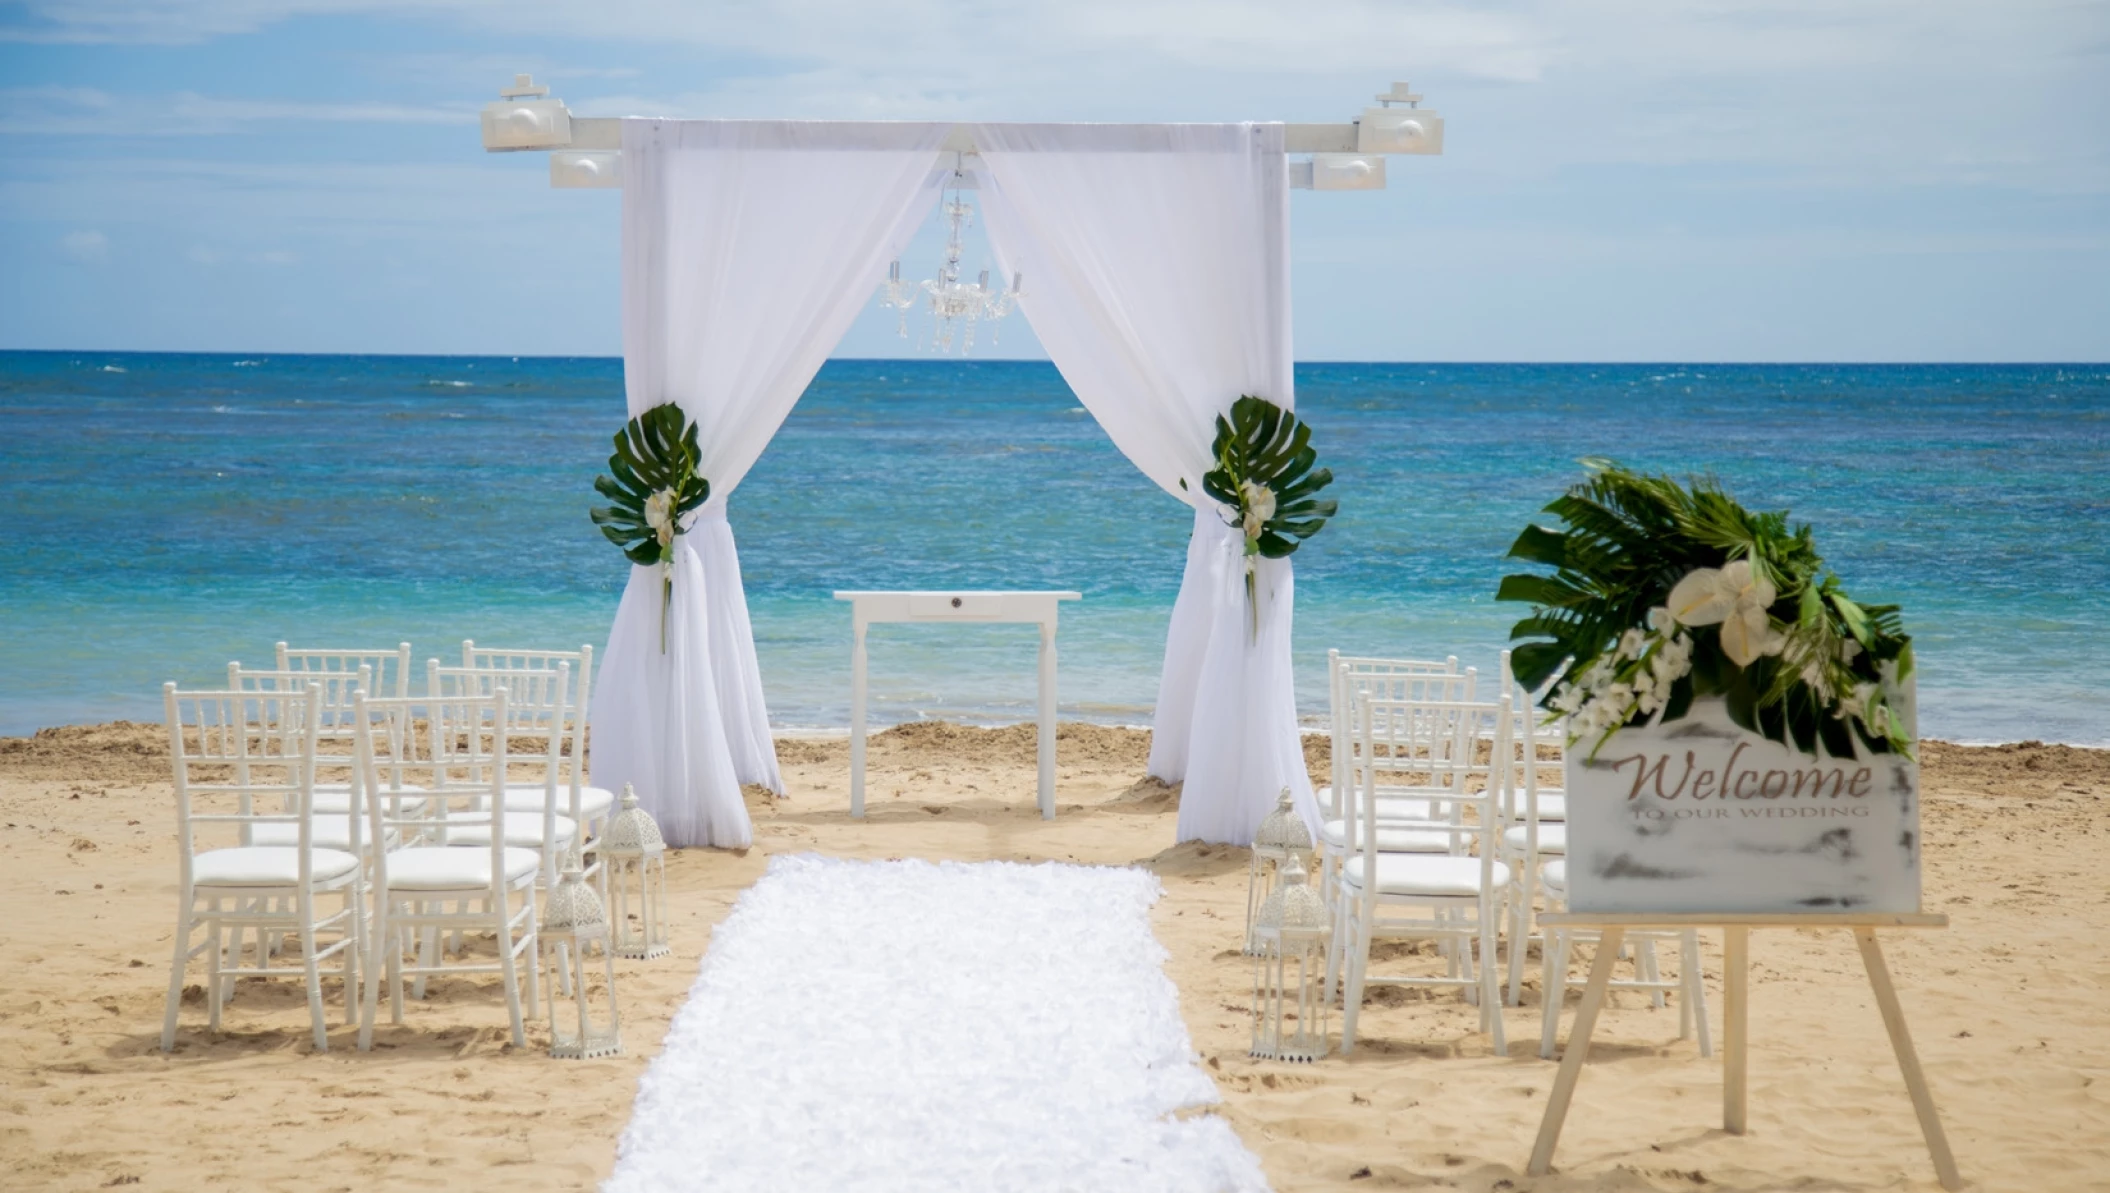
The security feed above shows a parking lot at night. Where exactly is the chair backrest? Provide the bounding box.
[1327,653,1478,819]
[460,641,592,798]
[1498,647,1567,800]
[355,689,510,899]
[1347,695,1513,867]
[276,643,412,702]
[430,660,570,847]
[165,681,328,880]
[228,662,368,775]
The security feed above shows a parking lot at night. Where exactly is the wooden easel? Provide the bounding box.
[1527,912,1963,1191]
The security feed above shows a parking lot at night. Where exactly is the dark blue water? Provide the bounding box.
[2,351,2103,744]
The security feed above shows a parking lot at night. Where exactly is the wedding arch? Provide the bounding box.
[478,81,1444,849]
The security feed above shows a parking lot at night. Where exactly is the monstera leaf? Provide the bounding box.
[589,403,709,566]
[1198,395,1337,558]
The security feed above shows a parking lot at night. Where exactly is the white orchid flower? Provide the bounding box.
[1666,559,1786,667]
[1647,605,1677,635]
[1619,628,1646,660]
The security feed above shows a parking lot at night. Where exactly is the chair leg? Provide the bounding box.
[205,912,225,1034]
[358,899,383,1051]
[342,884,364,1027]
[1481,910,1506,1054]
[161,899,193,1052]
[1340,908,1369,1055]
[521,895,541,1021]
[1684,930,1715,1058]
[498,917,527,1050]
[300,918,328,1053]
[1538,928,1568,1059]
[1640,939,1666,1009]
[1505,875,1528,1009]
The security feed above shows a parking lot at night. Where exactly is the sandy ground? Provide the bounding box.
[2,722,2107,1192]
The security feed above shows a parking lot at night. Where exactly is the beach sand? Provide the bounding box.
[2,722,2106,1192]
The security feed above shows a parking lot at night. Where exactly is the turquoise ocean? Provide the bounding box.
[1,352,2104,746]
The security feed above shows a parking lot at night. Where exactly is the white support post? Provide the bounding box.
[1037,621,1057,819]
[850,615,868,819]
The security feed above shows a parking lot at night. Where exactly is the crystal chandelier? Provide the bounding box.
[879,181,1022,355]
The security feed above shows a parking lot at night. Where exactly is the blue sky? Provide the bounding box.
[2,1,2105,361]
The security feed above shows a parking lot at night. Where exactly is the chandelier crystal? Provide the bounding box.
[879,183,1022,355]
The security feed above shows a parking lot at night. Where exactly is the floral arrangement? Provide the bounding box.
[1496,461,1913,760]
[589,403,710,652]
[1191,396,1337,638]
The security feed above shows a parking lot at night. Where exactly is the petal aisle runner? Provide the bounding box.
[606,855,1269,1192]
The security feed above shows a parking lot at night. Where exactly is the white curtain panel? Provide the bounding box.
[968,123,1311,844]
[594,119,950,846]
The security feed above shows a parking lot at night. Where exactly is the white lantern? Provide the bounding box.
[542,857,622,1059]
[1245,786,1313,953]
[1250,853,1331,1063]
[604,783,670,960]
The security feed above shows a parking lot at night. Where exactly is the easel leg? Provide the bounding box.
[1528,926,1625,1177]
[1724,925,1749,1134]
[1853,927,1964,1192]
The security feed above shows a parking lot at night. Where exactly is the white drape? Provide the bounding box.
[592,119,949,846]
[968,123,1311,844]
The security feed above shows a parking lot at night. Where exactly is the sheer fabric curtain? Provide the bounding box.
[593,119,949,846]
[968,123,1309,844]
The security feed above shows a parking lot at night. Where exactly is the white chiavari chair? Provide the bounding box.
[427,661,577,884]
[1329,694,1516,1054]
[160,682,364,1052]
[460,641,613,876]
[355,687,539,1050]
[1317,656,1480,904]
[1535,861,1713,1060]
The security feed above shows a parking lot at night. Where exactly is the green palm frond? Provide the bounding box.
[1199,395,1338,558]
[1496,461,1912,758]
[588,403,709,567]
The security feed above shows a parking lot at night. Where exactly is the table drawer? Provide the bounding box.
[907,592,1007,620]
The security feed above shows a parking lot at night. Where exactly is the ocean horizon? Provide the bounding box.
[2,350,2103,746]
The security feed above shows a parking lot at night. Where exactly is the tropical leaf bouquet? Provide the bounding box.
[1497,461,1913,760]
[589,402,710,652]
[1195,395,1337,639]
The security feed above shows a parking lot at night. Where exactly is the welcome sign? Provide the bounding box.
[1563,690,1920,915]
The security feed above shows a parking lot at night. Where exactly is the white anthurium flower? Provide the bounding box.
[644,489,677,547]
[1667,559,1785,667]
[1238,479,1276,541]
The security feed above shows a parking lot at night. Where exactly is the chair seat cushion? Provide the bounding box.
[193,846,360,888]
[250,816,364,852]
[383,845,541,891]
[1526,792,1566,822]
[501,784,614,821]
[1341,853,1511,898]
[1320,819,1454,853]
[1501,823,1566,855]
[441,811,577,848]
[1542,859,1567,891]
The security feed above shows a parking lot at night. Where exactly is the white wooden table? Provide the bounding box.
[833,590,1081,820]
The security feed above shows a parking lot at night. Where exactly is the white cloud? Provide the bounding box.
[61,228,109,262]
[0,85,471,135]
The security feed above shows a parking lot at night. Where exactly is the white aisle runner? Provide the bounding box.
[606,855,1269,1192]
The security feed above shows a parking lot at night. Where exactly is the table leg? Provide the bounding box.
[1037,622,1056,820]
[851,620,867,819]
[1854,927,1964,1191]
[1528,925,1625,1177]
[1724,925,1748,1134]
